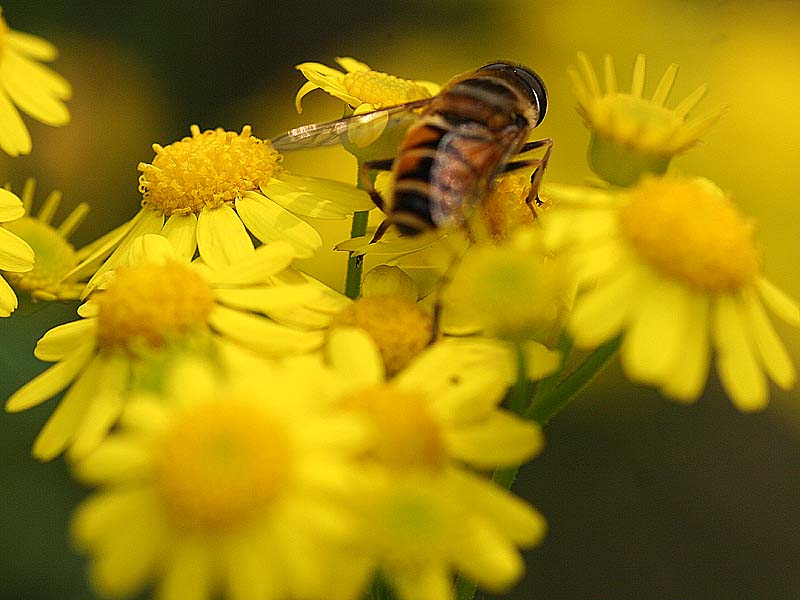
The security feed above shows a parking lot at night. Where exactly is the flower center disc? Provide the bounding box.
[153,400,292,531]
[331,296,432,376]
[619,176,760,291]
[95,261,216,351]
[138,125,281,216]
[343,385,446,470]
[343,70,432,107]
[2,217,77,291]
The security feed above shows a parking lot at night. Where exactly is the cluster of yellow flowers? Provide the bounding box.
[1,8,797,600]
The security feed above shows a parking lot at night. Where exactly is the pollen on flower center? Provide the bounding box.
[342,385,446,470]
[477,172,539,242]
[95,261,215,351]
[343,70,432,107]
[2,217,77,291]
[152,400,292,531]
[330,295,432,376]
[138,125,282,216]
[619,176,761,291]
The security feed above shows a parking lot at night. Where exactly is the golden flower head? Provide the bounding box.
[0,7,71,156]
[443,228,568,342]
[76,124,372,293]
[5,234,332,461]
[329,293,433,377]
[542,175,800,412]
[293,57,440,155]
[70,358,367,600]
[294,56,439,114]
[1,179,110,302]
[138,125,283,217]
[569,53,726,186]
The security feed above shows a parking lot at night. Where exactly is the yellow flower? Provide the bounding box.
[293,57,440,154]
[79,125,373,295]
[318,329,547,599]
[442,228,569,343]
[294,56,439,114]
[0,186,34,315]
[569,53,726,186]
[0,7,71,156]
[542,175,800,411]
[6,234,332,461]
[1,179,111,302]
[70,358,367,600]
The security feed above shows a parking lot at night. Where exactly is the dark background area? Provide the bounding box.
[1,2,799,599]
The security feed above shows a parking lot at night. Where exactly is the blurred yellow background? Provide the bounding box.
[1,1,798,598]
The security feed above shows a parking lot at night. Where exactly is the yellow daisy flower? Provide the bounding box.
[442,227,569,343]
[569,52,726,186]
[294,56,439,114]
[318,328,548,600]
[6,234,329,461]
[1,178,114,302]
[80,124,373,295]
[71,357,367,600]
[0,186,34,315]
[542,175,800,411]
[0,7,71,156]
[294,57,440,153]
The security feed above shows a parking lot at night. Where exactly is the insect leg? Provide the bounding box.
[352,159,395,269]
[526,138,553,211]
[358,158,394,212]
[498,138,553,217]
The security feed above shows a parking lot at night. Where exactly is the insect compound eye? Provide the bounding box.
[479,62,548,126]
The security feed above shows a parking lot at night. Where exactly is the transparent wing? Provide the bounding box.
[270,98,432,151]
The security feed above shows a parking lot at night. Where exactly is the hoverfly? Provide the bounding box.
[271,61,552,240]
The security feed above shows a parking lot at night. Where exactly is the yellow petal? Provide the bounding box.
[0,274,18,316]
[453,515,525,592]
[757,276,800,326]
[0,51,70,124]
[263,174,374,218]
[214,284,320,314]
[447,468,546,546]
[6,340,95,412]
[621,274,690,385]
[83,208,165,297]
[32,352,106,461]
[0,187,26,219]
[445,411,543,469]
[67,354,130,461]
[35,317,96,361]
[236,191,321,258]
[5,30,59,61]
[196,204,254,270]
[208,305,324,356]
[660,291,711,402]
[713,294,768,411]
[73,434,151,484]
[326,327,385,387]
[161,213,198,261]
[0,225,34,271]
[742,288,796,389]
[204,240,295,286]
[0,87,31,156]
[155,538,213,600]
[570,266,639,348]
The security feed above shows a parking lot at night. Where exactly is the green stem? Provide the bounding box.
[345,210,369,299]
[526,336,621,425]
[505,342,532,415]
